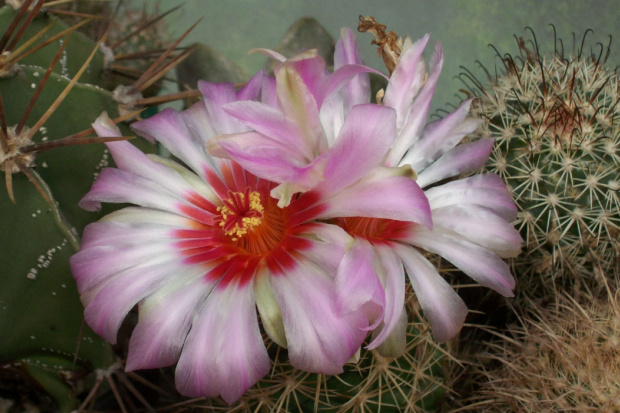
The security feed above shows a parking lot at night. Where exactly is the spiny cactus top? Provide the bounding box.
[71,27,520,402]
[462,29,619,280]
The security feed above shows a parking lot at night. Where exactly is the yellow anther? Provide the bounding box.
[216,189,264,239]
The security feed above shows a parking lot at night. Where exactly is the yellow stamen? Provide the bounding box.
[216,189,264,239]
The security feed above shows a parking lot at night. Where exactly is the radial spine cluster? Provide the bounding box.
[462,29,620,282]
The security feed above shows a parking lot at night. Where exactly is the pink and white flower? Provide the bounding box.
[71,69,429,402]
[209,29,522,353]
[335,33,522,352]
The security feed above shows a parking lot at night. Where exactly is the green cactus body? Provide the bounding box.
[0,6,106,86]
[0,4,161,410]
[462,30,619,284]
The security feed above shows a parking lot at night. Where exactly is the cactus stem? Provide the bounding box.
[61,108,146,140]
[5,0,45,52]
[21,164,81,250]
[0,0,33,51]
[6,17,93,67]
[3,19,55,65]
[42,0,109,7]
[25,36,102,141]
[109,4,182,50]
[131,19,201,93]
[16,33,70,135]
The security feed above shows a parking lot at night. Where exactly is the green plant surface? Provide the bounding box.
[0,65,156,411]
[0,65,143,228]
[0,5,106,87]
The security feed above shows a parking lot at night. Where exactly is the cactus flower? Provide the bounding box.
[334,33,523,351]
[209,29,521,352]
[70,66,430,403]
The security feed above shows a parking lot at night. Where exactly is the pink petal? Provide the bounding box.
[373,309,407,357]
[175,281,270,404]
[416,138,495,188]
[280,50,327,104]
[221,101,312,159]
[81,220,180,250]
[334,27,370,110]
[78,168,214,225]
[334,239,385,327]
[88,206,191,228]
[80,260,185,344]
[383,34,430,126]
[365,244,406,349]
[321,63,380,107]
[317,166,432,230]
[131,108,213,179]
[269,259,368,374]
[249,47,287,62]
[236,70,271,101]
[210,131,325,190]
[71,236,177,295]
[320,104,396,194]
[386,42,444,166]
[401,99,481,171]
[274,60,327,155]
[103,139,219,206]
[93,113,211,197]
[177,100,217,146]
[125,272,212,371]
[393,244,468,343]
[425,174,518,221]
[293,222,352,274]
[318,92,346,146]
[79,168,181,211]
[431,205,523,258]
[198,80,250,135]
[406,227,515,297]
[254,268,287,347]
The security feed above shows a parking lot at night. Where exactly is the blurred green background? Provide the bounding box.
[131,0,620,112]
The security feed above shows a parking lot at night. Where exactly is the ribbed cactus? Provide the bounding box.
[0,2,189,411]
[460,28,619,288]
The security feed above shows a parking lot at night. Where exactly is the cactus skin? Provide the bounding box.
[461,29,619,288]
[0,6,106,86]
[0,4,161,411]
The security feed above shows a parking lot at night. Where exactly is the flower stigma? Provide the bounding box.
[216,187,264,241]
